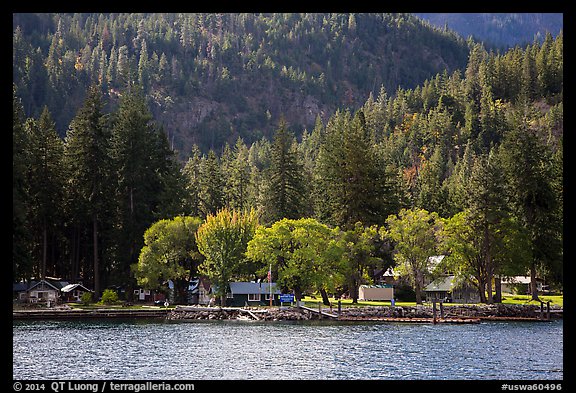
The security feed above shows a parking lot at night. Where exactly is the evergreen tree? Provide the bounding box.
[262,119,306,224]
[109,85,170,291]
[464,150,508,303]
[198,150,225,217]
[182,145,203,217]
[26,107,66,279]
[13,86,33,281]
[228,137,252,212]
[315,109,390,229]
[63,84,111,297]
[499,108,562,300]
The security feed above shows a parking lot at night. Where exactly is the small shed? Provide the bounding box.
[61,283,93,302]
[501,276,544,294]
[358,284,394,301]
[424,275,479,303]
[226,282,282,307]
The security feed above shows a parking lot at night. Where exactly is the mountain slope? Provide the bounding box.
[415,13,563,49]
[13,13,472,158]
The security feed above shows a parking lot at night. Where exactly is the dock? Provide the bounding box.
[339,316,480,324]
[298,304,339,319]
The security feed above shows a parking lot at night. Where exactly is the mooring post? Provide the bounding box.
[440,300,444,319]
[318,301,322,320]
[432,300,437,324]
[338,300,341,317]
[540,301,544,319]
[546,301,551,320]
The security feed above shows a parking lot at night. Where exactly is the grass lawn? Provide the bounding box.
[301,293,563,308]
[500,294,563,307]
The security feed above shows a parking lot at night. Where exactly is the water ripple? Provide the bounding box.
[13,319,562,380]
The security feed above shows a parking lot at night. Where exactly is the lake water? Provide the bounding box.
[13,319,563,380]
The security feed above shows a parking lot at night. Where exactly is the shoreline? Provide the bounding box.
[13,303,562,323]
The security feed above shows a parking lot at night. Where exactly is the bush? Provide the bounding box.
[99,289,119,305]
[80,291,93,305]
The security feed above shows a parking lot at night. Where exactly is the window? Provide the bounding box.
[247,293,260,301]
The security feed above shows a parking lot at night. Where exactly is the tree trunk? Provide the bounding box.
[478,279,487,303]
[486,272,493,304]
[414,269,423,304]
[320,288,330,306]
[42,225,47,279]
[494,276,502,303]
[294,286,302,302]
[415,280,422,304]
[350,280,359,304]
[530,263,540,301]
[93,217,100,299]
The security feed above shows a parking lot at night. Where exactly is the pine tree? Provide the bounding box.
[198,150,225,217]
[26,106,65,279]
[13,86,33,281]
[109,85,172,290]
[316,109,389,229]
[465,150,508,303]
[64,84,111,297]
[499,108,562,300]
[262,119,306,224]
[182,144,203,217]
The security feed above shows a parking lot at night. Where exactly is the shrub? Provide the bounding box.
[99,289,119,305]
[80,291,93,305]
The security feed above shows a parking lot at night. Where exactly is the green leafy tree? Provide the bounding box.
[340,222,384,303]
[246,218,344,304]
[382,208,443,304]
[196,208,259,306]
[134,216,204,304]
[441,210,531,303]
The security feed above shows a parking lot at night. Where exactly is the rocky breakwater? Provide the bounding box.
[168,305,314,321]
[338,303,562,321]
[167,303,562,322]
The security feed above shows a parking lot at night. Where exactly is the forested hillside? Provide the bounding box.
[13,13,562,303]
[416,13,563,49]
[13,13,470,156]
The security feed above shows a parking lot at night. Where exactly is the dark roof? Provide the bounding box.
[13,282,28,292]
[14,279,74,292]
[229,282,281,295]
